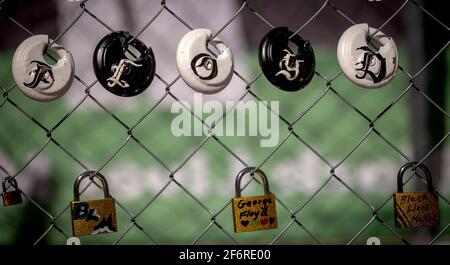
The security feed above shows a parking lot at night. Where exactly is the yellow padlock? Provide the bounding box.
[70,171,117,237]
[232,167,277,233]
[394,162,440,228]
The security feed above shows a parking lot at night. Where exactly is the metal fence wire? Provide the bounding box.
[0,0,449,245]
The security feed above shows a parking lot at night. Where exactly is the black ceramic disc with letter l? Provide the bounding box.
[93,31,156,97]
[258,27,315,91]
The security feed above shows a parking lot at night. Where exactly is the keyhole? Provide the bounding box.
[204,59,213,70]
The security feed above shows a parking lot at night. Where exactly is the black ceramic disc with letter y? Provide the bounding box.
[259,27,315,91]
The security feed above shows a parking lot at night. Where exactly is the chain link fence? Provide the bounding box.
[0,0,449,245]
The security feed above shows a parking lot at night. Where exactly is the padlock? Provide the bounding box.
[176,28,234,94]
[393,162,440,228]
[258,27,315,91]
[2,177,23,207]
[337,23,398,88]
[66,236,81,245]
[232,167,277,233]
[366,237,381,245]
[12,35,75,101]
[93,31,156,97]
[70,171,117,237]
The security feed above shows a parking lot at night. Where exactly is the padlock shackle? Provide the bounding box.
[2,176,18,192]
[235,167,270,197]
[397,162,434,193]
[73,171,111,201]
[1,165,12,192]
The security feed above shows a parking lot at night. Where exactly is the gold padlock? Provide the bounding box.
[232,167,277,233]
[70,171,117,237]
[394,162,440,228]
[2,176,23,207]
